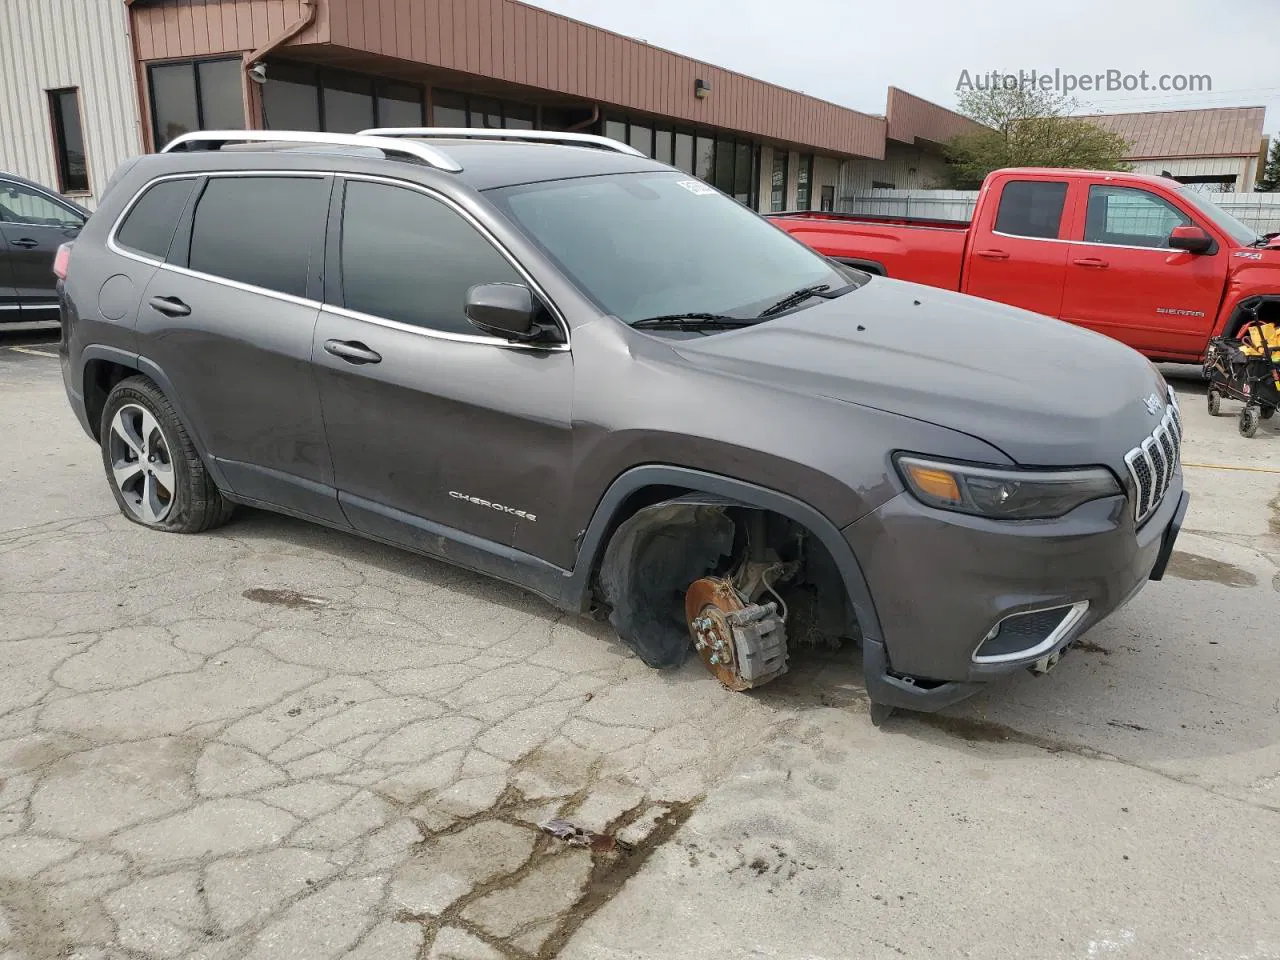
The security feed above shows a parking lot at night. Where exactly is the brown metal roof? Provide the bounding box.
[885,86,986,146]
[1085,106,1266,160]
[128,0,887,159]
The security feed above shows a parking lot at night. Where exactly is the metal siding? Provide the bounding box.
[123,0,885,157]
[0,0,143,208]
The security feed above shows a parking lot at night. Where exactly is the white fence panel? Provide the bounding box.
[838,188,1280,234]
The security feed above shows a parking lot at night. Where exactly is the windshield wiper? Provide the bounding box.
[631,313,758,330]
[757,282,859,319]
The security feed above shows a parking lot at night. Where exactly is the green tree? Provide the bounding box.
[1255,138,1280,192]
[943,84,1132,188]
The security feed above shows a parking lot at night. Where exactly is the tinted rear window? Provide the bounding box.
[188,176,329,297]
[115,178,197,260]
[994,180,1068,240]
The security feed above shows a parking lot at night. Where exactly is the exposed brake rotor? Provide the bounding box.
[685,577,789,691]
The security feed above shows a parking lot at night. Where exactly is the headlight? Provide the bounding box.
[894,455,1121,520]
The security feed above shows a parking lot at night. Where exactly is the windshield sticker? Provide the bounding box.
[676,179,717,196]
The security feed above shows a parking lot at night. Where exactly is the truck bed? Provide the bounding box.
[768,211,968,290]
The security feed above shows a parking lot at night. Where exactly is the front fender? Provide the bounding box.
[562,465,885,650]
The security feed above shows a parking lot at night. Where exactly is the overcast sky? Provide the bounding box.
[532,0,1278,132]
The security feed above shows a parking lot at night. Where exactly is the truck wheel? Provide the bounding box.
[1206,389,1221,416]
[1239,404,1261,438]
[100,376,235,533]
[1262,406,1276,421]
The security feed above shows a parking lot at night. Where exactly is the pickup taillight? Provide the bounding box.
[53,242,73,280]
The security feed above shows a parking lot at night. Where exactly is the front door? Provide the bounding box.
[313,178,574,566]
[0,225,16,318]
[0,178,86,319]
[1059,184,1226,360]
[135,173,343,524]
[963,177,1071,318]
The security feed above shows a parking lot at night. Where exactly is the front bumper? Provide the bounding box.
[845,477,1187,710]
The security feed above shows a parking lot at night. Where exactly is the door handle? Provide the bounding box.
[10,238,38,248]
[323,339,382,365]
[975,249,1009,260]
[1072,257,1110,268]
[148,296,191,317]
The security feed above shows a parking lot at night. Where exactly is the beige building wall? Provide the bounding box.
[1126,156,1256,191]
[0,0,143,206]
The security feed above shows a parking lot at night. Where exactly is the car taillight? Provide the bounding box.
[53,242,73,280]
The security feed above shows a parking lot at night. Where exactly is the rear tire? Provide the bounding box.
[1206,389,1222,416]
[1239,404,1261,439]
[1262,406,1276,421]
[100,377,234,533]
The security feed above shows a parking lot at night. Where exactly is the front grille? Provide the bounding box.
[1124,388,1181,526]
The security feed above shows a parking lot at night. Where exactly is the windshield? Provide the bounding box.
[486,172,851,324]
[1176,186,1260,245]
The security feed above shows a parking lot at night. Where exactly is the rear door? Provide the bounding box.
[962,177,1071,317]
[1059,184,1226,359]
[313,176,574,564]
[135,172,344,524]
[0,178,86,320]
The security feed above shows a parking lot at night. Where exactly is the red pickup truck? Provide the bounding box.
[771,168,1280,363]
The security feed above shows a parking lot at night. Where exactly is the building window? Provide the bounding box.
[770,151,789,212]
[432,89,535,130]
[820,185,835,212]
[149,58,245,148]
[434,90,469,128]
[379,82,426,128]
[604,119,627,143]
[261,63,425,134]
[654,129,673,165]
[796,154,814,211]
[48,89,88,193]
[628,123,653,157]
[674,132,694,174]
[693,135,714,181]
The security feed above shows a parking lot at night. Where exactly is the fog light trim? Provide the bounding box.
[972,601,1090,665]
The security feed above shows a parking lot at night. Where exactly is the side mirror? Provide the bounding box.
[465,282,538,340]
[1168,225,1214,254]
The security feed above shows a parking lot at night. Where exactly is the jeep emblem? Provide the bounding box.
[1143,393,1163,415]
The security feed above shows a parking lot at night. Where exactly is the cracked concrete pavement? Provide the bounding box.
[2,336,1279,960]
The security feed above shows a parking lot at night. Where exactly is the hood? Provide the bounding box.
[671,277,1169,469]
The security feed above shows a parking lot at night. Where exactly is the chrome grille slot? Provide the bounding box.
[1124,388,1181,526]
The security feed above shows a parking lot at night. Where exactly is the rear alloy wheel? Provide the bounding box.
[100,377,234,533]
[1239,404,1261,439]
[1206,388,1221,416]
[108,403,176,524]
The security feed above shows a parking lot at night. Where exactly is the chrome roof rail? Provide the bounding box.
[360,127,647,158]
[160,130,463,173]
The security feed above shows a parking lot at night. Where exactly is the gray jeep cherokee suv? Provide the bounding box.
[58,129,1188,720]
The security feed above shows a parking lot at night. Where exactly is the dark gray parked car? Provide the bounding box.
[57,129,1188,721]
[1,171,87,322]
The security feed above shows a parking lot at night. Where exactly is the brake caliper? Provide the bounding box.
[685,577,788,691]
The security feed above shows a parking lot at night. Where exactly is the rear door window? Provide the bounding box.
[115,178,198,260]
[1085,185,1190,248]
[993,180,1069,240]
[187,176,329,298]
[338,180,521,335]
